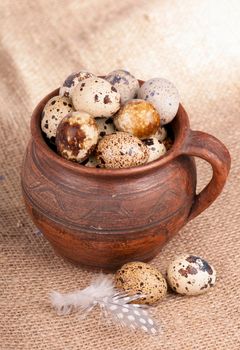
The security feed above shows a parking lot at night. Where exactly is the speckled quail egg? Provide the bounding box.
[143,137,167,162]
[59,70,94,97]
[152,126,167,142]
[105,69,140,104]
[138,78,180,125]
[115,262,167,305]
[166,254,216,296]
[72,77,121,117]
[55,111,98,163]
[114,99,160,139]
[95,117,115,140]
[41,95,74,140]
[82,155,101,168]
[96,132,149,169]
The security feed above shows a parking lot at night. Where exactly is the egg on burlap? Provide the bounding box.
[166,254,216,296]
[115,262,167,305]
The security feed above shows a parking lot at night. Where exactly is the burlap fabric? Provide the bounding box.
[1,0,240,349]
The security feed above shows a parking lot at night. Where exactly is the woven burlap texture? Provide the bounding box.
[1,0,240,349]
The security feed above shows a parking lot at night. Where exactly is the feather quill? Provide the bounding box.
[50,274,159,335]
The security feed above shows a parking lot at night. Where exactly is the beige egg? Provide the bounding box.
[114,99,160,139]
[138,78,180,125]
[59,70,94,97]
[115,262,167,305]
[105,69,139,104]
[142,137,167,162]
[72,77,121,117]
[96,132,149,169]
[82,155,100,168]
[55,111,98,163]
[152,126,167,141]
[41,95,74,140]
[166,254,216,296]
[95,117,116,140]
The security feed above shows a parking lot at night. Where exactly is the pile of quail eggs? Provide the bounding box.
[114,254,216,305]
[41,69,179,169]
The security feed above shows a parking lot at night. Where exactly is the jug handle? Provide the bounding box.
[179,130,231,221]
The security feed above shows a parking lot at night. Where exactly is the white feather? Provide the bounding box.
[50,274,159,335]
[50,274,115,315]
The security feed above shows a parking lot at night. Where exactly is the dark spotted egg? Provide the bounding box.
[72,77,121,117]
[142,137,166,162]
[96,132,149,169]
[95,117,115,140]
[55,111,98,163]
[138,78,180,125]
[59,70,94,97]
[115,261,167,305]
[166,254,216,296]
[105,69,139,104]
[41,95,74,140]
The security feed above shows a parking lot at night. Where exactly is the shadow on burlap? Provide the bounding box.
[0,1,240,349]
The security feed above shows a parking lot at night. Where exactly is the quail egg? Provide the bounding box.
[105,69,139,104]
[59,70,94,97]
[143,137,167,162]
[72,77,121,117]
[82,155,100,168]
[95,117,115,140]
[138,78,180,125]
[114,99,160,139]
[96,132,149,169]
[152,126,167,142]
[55,111,98,163]
[166,254,216,296]
[41,95,74,140]
[115,262,167,305]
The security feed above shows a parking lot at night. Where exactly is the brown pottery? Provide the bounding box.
[21,81,231,269]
